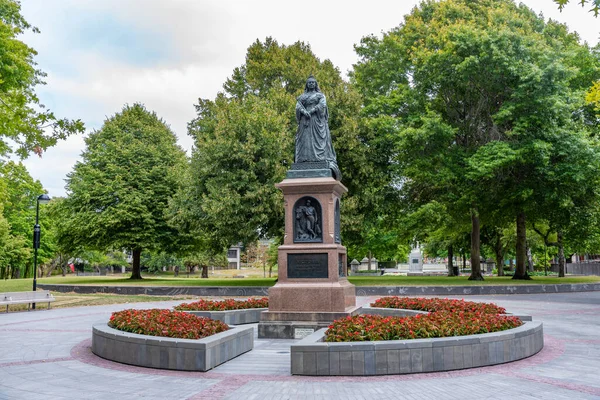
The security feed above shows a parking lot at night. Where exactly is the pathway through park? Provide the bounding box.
[1,292,599,399]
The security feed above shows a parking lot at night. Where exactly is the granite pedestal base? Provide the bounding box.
[258,306,361,339]
[263,176,357,339]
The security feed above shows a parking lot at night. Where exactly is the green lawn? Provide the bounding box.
[2,274,599,293]
[0,276,278,292]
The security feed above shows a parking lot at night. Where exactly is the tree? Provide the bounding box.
[172,38,375,253]
[587,81,600,117]
[0,160,48,278]
[60,104,187,279]
[352,0,600,280]
[141,251,183,274]
[554,0,600,16]
[0,0,83,158]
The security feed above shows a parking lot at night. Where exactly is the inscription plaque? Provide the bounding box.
[294,328,315,339]
[288,253,328,278]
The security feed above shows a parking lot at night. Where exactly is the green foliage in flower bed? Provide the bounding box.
[109,309,228,339]
[174,297,268,311]
[325,297,521,342]
[371,297,506,314]
[325,312,522,342]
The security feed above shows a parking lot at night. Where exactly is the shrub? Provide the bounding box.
[109,309,228,339]
[324,297,522,342]
[325,312,522,342]
[371,297,506,314]
[174,297,268,311]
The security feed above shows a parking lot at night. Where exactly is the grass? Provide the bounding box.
[0,276,277,291]
[1,273,598,312]
[2,273,598,293]
[1,293,199,313]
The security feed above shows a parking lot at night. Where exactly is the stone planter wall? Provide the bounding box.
[182,308,266,325]
[290,321,543,376]
[92,324,253,371]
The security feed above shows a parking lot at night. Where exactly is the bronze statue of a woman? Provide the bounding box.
[294,76,341,180]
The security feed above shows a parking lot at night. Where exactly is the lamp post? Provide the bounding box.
[32,194,51,309]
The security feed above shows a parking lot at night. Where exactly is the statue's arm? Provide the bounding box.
[296,99,310,122]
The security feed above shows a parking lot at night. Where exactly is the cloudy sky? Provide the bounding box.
[17,0,600,197]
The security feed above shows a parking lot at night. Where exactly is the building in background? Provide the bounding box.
[227,244,243,269]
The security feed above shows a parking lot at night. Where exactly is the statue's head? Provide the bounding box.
[304,75,320,92]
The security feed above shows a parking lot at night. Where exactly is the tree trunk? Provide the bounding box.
[130,248,143,279]
[447,244,455,277]
[494,234,504,277]
[468,208,484,281]
[201,265,208,278]
[513,212,530,280]
[367,250,372,271]
[558,231,565,277]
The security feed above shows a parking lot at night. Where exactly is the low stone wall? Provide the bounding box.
[552,262,600,276]
[290,321,543,376]
[182,308,266,324]
[38,283,600,296]
[92,323,253,371]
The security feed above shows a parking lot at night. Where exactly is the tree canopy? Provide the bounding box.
[0,160,47,278]
[59,104,188,279]
[171,38,383,254]
[352,0,600,279]
[554,0,600,16]
[0,0,83,158]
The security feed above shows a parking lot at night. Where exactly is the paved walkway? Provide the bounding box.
[1,293,599,399]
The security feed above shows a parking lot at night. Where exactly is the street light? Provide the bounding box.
[32,194,51,309]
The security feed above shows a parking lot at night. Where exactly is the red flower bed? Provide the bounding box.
[371,297,507,314]
[174,297,268,311]
[109,309,228,339]
[325,297,522,342]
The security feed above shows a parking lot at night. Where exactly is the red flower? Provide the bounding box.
[174,297,268,311]
[325,297,522,342]
[108,309,229,339]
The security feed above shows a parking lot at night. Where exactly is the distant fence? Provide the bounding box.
[551,262,600,276]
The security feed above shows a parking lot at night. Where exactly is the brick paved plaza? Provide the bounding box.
[1,292,599,399]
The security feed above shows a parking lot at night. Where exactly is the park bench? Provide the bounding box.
[0,290,55,312]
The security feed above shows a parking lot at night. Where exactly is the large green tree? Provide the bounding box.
[0,160,49,278]
[0,0,83,158]
[352,0,600,280]
[171,38,381,254]
[554,0,600,16]
[60,104,187,279]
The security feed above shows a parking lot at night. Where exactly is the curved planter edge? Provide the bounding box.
[92,323,253,371]
[290,321,543,376]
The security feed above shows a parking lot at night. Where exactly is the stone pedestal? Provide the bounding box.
[408,246,423,275]
[258,177,358,339]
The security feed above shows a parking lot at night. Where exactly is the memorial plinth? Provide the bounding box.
[258,177,358,339]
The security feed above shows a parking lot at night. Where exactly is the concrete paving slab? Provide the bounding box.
[0,293,599,399]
